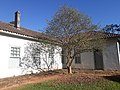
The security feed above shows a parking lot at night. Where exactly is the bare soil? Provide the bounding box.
[0,69,120,90]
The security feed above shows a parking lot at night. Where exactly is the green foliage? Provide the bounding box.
[103,24,120,34]
[15,80,120,90]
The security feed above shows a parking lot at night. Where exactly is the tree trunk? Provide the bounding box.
[66,57,73,74]
[67,66,72,74]
[66,49,74,74]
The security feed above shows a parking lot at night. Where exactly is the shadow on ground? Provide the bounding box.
[103,75,120,83]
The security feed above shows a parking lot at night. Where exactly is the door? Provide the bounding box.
[94,50,104,70]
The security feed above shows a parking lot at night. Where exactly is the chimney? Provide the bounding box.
[15,11,20,29]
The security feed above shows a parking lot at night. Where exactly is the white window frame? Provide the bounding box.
[10,47,21,58]
[9,46,21,69]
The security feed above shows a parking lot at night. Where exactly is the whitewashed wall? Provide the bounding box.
[70,38,120,70]
[0,31,62,78]
[71,51,95,69]
[103,39,120,70]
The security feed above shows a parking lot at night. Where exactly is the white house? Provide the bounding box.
[62,31,120,70]
[0,11,120,78]
[0,11,62,78]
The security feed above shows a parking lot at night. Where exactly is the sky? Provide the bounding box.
[0,0,120,32]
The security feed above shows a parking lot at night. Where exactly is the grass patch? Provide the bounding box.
[2,70,119,90]
[15,80,120,90]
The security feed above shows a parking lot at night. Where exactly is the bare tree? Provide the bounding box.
[20,42,61,74]
[45,5,104,74]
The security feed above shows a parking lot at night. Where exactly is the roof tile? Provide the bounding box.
[0,21,59,44]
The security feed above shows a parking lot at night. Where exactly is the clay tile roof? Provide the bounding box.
[104,32,120,38]
[0,21,60,44]
[86,31,120,39]
[0,21,119,45]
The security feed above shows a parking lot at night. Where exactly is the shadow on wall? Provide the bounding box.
[103,75,120,83]
[20,42,61,74]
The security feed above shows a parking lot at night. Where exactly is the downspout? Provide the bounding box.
[117,42,120,65]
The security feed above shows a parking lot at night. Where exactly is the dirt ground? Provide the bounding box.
[0,69,120,90]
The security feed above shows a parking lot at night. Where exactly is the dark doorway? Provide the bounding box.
[94,50,104,70]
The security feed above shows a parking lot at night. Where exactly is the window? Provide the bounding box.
[75,54,81,64]
[48,47,55,68]
[9,47,21,69]
[62,50,65,64]
[33,51,41,65]
[10,47,20,58]
[49,47,54,58]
